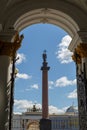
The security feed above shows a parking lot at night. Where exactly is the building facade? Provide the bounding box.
[12,105,79,130]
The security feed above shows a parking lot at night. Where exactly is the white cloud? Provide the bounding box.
[48,77,76,88]
[48,81,54,89]
[68,89,77,99]
[25,84,39,91]
[49,105,64,114]
[14,99,41,113]
[14,100,34,112]
[16,73,32,79]
[14,99,66,114]
[56,35,73,64]
[25,88,32,91]
[13,112,22,115]
[16,53,26,65]
[55,76,76,87]
[31,84,39,89]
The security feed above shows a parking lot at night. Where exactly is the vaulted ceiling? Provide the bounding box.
[0,0,87,38]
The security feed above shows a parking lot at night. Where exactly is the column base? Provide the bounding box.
[39,118,51,130]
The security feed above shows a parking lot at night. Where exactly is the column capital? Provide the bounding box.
[72,53,81,64]
[0,32,24,57]
[72,43,87,63]
[76,43,87,58]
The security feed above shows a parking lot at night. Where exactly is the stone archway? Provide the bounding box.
[27,120,40,130]
[0,1,87,130]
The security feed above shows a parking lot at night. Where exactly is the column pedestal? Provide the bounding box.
[40,119,51,130]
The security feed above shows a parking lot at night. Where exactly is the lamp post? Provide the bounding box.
[9,56,19,130]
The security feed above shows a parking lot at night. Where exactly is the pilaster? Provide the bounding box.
[0,31,24,130]
[72,43,87,130]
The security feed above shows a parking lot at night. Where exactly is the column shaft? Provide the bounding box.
[0,56,11,130]
[42,70,48,119]
[40,51,51,130]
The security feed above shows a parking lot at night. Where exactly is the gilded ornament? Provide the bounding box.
[0,32,24,57]
[77,44,87,58]
[72,49,81,64]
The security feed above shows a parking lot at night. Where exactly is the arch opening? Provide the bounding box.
[12,6,79,130]
[27,121,39,130]
[14,23,78,117]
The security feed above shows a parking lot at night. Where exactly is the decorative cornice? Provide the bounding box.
[69,31,87,52]
[0,32,24,57]
[68,33,80,52]
[0,29,16,42]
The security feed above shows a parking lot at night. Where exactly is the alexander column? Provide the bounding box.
[40,50,51,130]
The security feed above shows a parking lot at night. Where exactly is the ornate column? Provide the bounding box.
[0,31,23,130]
[72,43,87,130]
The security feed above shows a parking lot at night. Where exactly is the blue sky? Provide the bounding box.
[14,23,78,114]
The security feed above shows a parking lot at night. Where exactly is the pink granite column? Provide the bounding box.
[41,51,50,119]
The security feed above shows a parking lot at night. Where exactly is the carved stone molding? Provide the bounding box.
[77,44,87,58]
[72,43,87,64]
[0,32,24,57]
